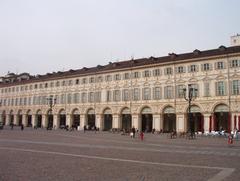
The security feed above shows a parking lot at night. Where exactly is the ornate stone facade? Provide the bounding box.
[0,45,240,133]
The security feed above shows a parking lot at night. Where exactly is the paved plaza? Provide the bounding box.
[0,127,240,181]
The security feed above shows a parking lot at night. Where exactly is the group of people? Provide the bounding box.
[129,127,144,141]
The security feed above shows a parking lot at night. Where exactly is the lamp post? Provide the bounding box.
[183,84,198,138]
[46,95,56,129]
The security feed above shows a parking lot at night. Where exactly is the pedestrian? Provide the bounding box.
[140,131,144,141]
[11,123,14,130]
[132,127,136,138]
[21,124,24,131]
[83,125,86,133]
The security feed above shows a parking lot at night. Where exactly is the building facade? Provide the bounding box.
[0,45,240,133]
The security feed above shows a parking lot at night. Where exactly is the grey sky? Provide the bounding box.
[0,0,239,75]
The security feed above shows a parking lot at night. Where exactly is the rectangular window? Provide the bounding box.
[153,69,161,76]
[105,75,112,82]
[81,92,87,103]
[56,81,60,87]
[97,76,103,82]
[189,65,197,72]
[28,97,32,105]
[176,66,185,73]
[143,70,150,77]
[133,72,140,78]
[124,73,130,80]
[62,81,66,86]
[203,63,210,71]
[95,91,101,102]
[67,93,72,104]
[177,85,185,98]
[68,80,72,86]
[164,86,173,99]
[50,82,54,87]
[60,94,66,104]
[232,80,240,95]
[204,82,210,97]
[75,79,79,85]
[133,88,140,101]
[114,74,121,81]
[231,60,240,67]
[122,89,129,101]
[82,78,87,84]
[113,90,121,102]
[88,92,94,103]
[216,62,224,69]
[190,84,199,97]
[89,77,95,83]
[73,93,80,103]
[143,88,151,100]
[165,67,172,75]
[216,81,226,96]
[106,90,112,102]
[153,87,161,100]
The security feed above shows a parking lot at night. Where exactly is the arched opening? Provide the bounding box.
[163,106,176,133]
[72,109,80,129]
[141,107,153,132]
[17,110,23,126]
[103,108,112,131]
[47,110,53,129]
[10,110,14,125]
[36,110,42,128]
[87,109,95,130]
[1,111,6,125]
[121,108,132,132]
[186,105,203,133]
[59,109,66,129]
[213,104,230,132]
[26,110,32,127]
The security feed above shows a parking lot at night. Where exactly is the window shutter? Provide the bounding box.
[215,82,218,96]
[214,62,217,70]
[196,65,199,72]
[164,68,167,75]
[209,63,212,70]
[183,66,186,73]
[201,64,204,71]
[188,65,191,72]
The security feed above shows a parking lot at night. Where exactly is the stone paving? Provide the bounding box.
[0,126,240,181]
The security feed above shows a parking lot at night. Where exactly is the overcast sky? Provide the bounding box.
[0,0,239,76]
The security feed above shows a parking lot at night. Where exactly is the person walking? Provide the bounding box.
[132,127,136,138]
[21,124,24,131]
[140,131,144,141]
[83,125,86,133]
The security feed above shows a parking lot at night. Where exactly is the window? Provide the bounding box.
[153,87,161,100]
[82,78,87,84]
[60,94,66,104]
[105,75,112,82]
[81,92,87,103]
[73,93,80,103]
[50,82,54,87]
[68,80,72,86]
[176,66,185,73]
[202,63,211,71]
[89,77,95,83]
[97,76,103,82]
[165,67,172,75]
[153,69,161,76]
[190,84,199,97]
[176,85,185,98]
[164,86,173,99]
[122,89,130,101]
[216,61,224,69]
[34,84,38,89]
[189,65,198,72]
[114,74,121,81]
[75,79,79,85]
[143,70,150,77]
[232,80,240,95]
[231,60,240,67]
[88,92,95,103]
[56,81,60,87]
[216,81,226,96]
[95,91,101,102]
[45,83,48,88]
[62,81,66,86]
[204,82,210,97]
[23,97,27,105]
[106,90,112,102]
[113,90,121,102]
[133,88,140,101]
[143,88,151,100]
[124,73,130,80]
[133,72,140,78]
[28,97,32,105]
[25,86,28,91]
[67,93,72,104]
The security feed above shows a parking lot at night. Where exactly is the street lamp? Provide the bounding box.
[183,84,198,138]
[46,95,56,129]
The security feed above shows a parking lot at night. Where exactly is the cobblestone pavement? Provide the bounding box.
[0,126,240,181]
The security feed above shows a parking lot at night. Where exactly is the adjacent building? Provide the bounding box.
[0,45,240,133]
